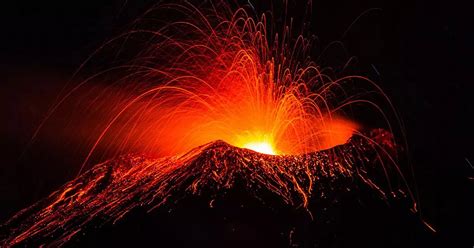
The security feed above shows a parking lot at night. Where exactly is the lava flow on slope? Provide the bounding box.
[0,129,411,247]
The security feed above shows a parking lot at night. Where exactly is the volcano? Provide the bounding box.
[1,129,415,247]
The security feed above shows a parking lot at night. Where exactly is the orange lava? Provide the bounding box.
[124,63,359,156]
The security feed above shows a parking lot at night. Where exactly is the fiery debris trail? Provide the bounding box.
[0,129,407,247]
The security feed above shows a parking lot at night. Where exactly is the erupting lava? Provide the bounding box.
[45,0,363,170]
[242,140,276,155]
[1,0,417,246]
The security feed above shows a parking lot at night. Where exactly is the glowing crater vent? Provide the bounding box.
[242,141,276,155]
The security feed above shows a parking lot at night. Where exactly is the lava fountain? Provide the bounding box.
[38,0,361,170]
[1,0,417,246]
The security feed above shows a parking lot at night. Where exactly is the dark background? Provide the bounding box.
[0,0,472,247]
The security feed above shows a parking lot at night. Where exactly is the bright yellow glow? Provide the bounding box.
[242,141,276,155]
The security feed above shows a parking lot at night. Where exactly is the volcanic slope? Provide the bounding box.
[0,129,411,247]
